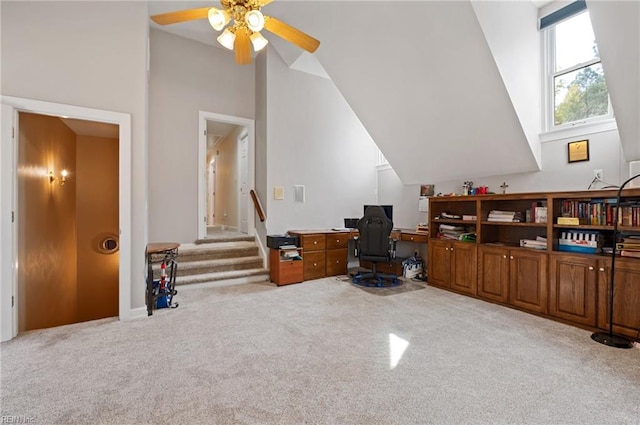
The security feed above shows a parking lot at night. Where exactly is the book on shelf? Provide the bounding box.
[557,217,580,225]
[534,206,547,224]
[620,250,640,258]
[439,212,462,219]
[439,224,464,231]
[616,243,640,251]
[462,215,477,221]
[520,236,547,250]
[487,210,523,222]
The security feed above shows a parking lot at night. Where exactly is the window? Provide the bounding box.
[541,1,612,132]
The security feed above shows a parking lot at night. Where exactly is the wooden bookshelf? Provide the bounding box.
[428,189,640,342]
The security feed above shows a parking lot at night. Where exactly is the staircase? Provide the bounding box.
[173,234,269,287]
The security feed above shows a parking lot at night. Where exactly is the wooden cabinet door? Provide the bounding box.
[597,258,640,340]
[326,248,348,276]
[428,240,451,288]
[303,251,326,281]
[478,245,510,303]
[509,250,548,314]
[450,242,477,295]
[548,255,596,326]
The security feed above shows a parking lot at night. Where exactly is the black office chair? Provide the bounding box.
[353,206,400,287]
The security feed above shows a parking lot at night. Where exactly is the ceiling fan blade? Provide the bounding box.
[264,16,320,53]
[150,7,211,25]
[235,28,252,65]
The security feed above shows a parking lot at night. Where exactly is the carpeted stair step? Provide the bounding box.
[176,268,269,286]
[178,241,258,262]
[194,235,255,244]
[173,256,263,277]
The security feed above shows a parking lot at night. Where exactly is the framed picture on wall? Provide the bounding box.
[568,140,589,163]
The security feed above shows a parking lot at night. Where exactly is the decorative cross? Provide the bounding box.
[500,181,509,194]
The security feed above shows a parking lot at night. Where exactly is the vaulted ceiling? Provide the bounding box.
[148,1,640,183]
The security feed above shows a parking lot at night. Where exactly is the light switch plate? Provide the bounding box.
[274,186,284,200]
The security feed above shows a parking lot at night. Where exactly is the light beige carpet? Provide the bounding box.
[2,277,639,425]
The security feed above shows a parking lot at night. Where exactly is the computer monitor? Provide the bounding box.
[363,205,393,222]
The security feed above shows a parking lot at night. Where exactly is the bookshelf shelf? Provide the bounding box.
[428,188,640,343]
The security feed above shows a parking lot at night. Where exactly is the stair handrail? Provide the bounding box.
[250,189,266,222]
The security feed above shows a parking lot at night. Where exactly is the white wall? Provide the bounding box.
[1,1,148,311]
[379,128,627,228]
[472,0,542,168]
[148,29,255,243]
[263,47,379,235]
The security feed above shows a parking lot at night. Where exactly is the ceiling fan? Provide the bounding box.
[150,0,320,65]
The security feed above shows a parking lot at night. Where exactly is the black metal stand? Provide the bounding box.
[590,173,640,349]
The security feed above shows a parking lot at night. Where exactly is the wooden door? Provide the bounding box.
[549,254,596,326]
[478,245,510,303]
[597,258,640,340]
[509,250,548,314]
[450,242,477,295]
[428,240,451,288]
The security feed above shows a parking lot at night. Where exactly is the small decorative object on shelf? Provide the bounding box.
[500,181,509,194]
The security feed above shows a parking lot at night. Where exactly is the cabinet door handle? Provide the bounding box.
[599,267,605,272]
[503,255,507,259]
[510,256,514,260]
[588,266,594,271]
[313,241,318,245]
[445,247,449,251]
[313,263,317,266]
[450,248,454,251]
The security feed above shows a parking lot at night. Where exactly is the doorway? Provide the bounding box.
[198,111,255,240]
[1,97,132,342]
[17,113,119,331]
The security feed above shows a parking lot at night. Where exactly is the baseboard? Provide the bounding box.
[122,306,148,321]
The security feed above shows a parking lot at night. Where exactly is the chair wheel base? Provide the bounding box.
[353,272,402,288]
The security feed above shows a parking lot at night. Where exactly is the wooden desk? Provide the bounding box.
[286,229,427,282]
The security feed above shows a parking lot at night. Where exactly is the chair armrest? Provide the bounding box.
[353,236,359,257]
[389,238,397,259]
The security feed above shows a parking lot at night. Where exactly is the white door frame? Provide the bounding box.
[0,96,132,342]
[198,111,255,239]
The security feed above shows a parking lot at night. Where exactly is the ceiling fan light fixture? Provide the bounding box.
[250,32,269,52]
[245,10,265,32]
[207,7,230,31]
[217,28,236,50]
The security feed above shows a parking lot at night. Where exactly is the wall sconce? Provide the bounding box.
[49,170,68,185]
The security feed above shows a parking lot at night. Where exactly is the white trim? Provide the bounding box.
[127,306,149,320]
[198,111,255,240]
[1,105,17,341]
[539,117,617,143]
[0,96,133,339]
[541,10,613,134]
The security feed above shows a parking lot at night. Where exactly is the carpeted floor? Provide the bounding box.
[1,278,639,425]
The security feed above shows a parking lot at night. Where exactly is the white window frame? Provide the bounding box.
[541,8,616,140]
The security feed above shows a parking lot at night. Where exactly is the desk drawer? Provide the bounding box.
[326,233,349,249]
[274,260,303,286]
[304,251,326,280]
[401,233,428,244]
[300,234,326,251]
[326,248,348,276]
